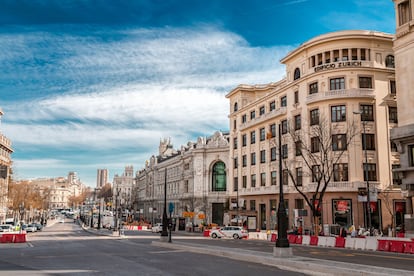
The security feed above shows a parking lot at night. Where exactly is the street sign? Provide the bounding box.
[168,202,174,213]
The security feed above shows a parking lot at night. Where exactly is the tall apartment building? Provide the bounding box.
[391,0,414,237]
[227,30,403,233]
[0,108,13,223]
[135,132,229,228]
[96,169,108,189]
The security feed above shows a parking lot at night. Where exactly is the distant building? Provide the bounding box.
[390,0,414,237]
[135,132,229,227]
[0,108,13,223]
[96,169,108,188]
[113,166,135,210]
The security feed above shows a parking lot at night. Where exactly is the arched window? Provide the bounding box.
[234,102,238,112]
[385,55,395,68]
[293,68,301,80]
[212,161,226,191]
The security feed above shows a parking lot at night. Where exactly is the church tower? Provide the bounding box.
[391,0,414,237]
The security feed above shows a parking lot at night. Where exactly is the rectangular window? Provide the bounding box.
[392,164,402,186]
[390,80,396,95]
[270,124,276,138]
[391,141,398,152]
[398,1,411,26]
[294,91,299,104]
[331,105,346,122]
[342,49,349,61]
[362,134,376,150]
[242,134,247,147]
[281,96,287,107]
[250,110,256,120]
[271,171,277,185]
[360,105,374,121]
[242,155,247,167]
[359,76,372,89]
[283,169,289,185]
[330,77,345,90]
[332,134,347,151]
[311,137,320,153]
[309,82,318,94]
[233,137,238,149]
[360,49,367,61]
[261,172,266,186]
[295,198,304,209]
[270,101,276,111]
[233,119,237,130]
[294,114,301,130]
[234,157,238,169]
[271,147,277,161]
[333,163,349,182]
[352,48,358,60]
[260,128,266,141]
[310,109,319,125]
[250,200,256,211]
[296,167,303,186]
[410,145,414,167]
[234,177,238,191]
[282,144,288,159]
[242,175,247,188]
[312,165,320,182]
[251,174,256,188]
[389,107,398,123]
[295,140,302,156]
[260,150,266,163]
[363,163,377,181]
[242,114,247,123]
[250,131,256,144]
[259,106,265,115]
[251,152,256,165]
[281,119,288,134]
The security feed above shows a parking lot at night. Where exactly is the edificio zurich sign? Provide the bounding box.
[314,61,362,72]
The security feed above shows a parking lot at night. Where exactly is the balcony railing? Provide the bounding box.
[240,107,287,131]
[306,88,375,104]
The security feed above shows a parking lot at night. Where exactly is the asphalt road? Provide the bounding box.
[0,220,305,276]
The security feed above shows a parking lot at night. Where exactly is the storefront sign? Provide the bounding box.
[314,61,362,72]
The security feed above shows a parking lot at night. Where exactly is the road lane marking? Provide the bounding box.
[353,252,414,261]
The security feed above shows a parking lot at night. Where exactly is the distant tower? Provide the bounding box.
[96,169,108,188]
[391,0,414,237]
[68,171,78,184]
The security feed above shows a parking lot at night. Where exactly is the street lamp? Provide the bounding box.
[161,168,168,237]
[233,157,240,225]
[275,123,289,249]
[353,111,372,234]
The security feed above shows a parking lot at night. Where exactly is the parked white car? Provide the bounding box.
[23,224,37,233]
[210,226,248,239]
[151,223,163,233]
[0,224,13,232]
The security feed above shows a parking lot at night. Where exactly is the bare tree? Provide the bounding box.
[378,184,398,237]
[282,115,358,235]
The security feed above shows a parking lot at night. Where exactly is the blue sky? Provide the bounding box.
[0,0,395,187]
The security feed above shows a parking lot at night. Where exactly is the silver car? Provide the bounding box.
[210,226,248,239]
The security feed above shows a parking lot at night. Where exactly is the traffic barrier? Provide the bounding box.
[335,237,346,248]
[403,241,414,254]
[270,233,277,242]
[354,238,367,250]
[0,233,15,243]
[288,234,297,244]
[295,235,303,244]
[301,235,310,245]
[317,236,328,247]
[203,230,210,237]
[14,233,26,243]
[345,237,356,249]
[389,240,405,253]
[326,236,336,247]
[309,236,318,246]
[377,239,391,252]
[365,237,378,251]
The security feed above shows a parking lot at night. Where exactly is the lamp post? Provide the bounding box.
[233,157,240,225]
[276,123,289,248]
[161,168,168,237]
[354,111,372,234]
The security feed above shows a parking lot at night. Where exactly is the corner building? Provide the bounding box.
[227,30,403,233]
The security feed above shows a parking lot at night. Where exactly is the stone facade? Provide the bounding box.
[135,131,229,228]
[113,165,135,210]
[0,108,13,223]
[391,0,414,237]
[227,30,403,233]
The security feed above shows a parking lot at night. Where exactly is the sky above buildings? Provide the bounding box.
[0,0,395,187]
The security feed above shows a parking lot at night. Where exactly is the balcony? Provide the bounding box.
[306,88,375,105]
[240,107,287,131]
